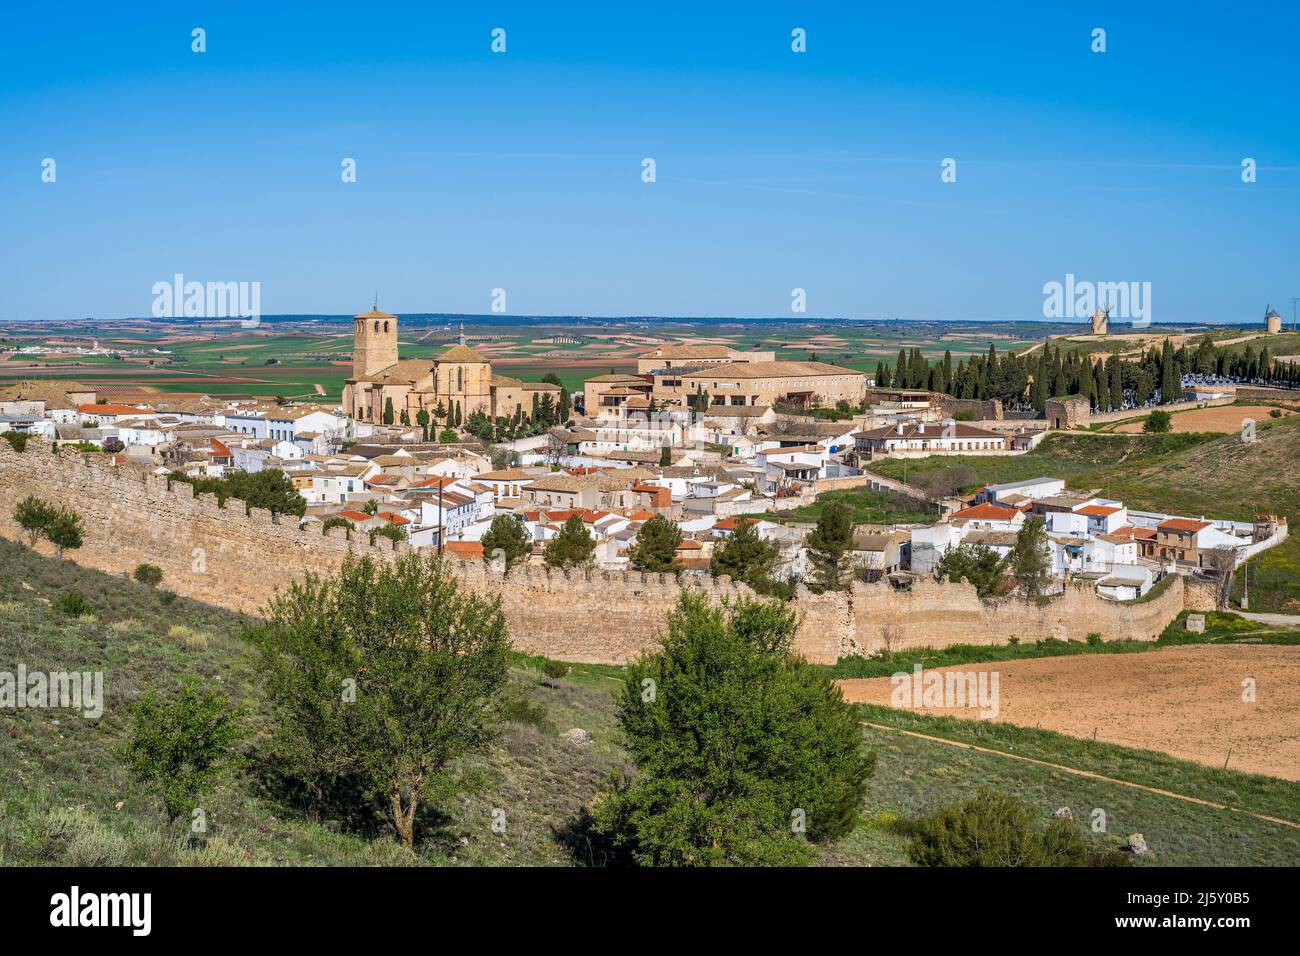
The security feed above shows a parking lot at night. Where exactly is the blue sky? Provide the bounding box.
[2,1,1296,323]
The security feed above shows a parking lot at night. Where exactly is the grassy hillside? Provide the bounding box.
[0,538,623,866]
[2,538,1296,866]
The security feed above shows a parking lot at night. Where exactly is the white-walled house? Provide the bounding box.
[974,477,1065,505]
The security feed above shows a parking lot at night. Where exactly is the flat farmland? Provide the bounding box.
[839,644,1300,780]
[1114,404,1296,433]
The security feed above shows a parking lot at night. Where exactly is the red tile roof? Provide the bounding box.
[78,403,146,415]
[1158,517,1212,534]
[1076,504,1121,517]
[949,502,1021,521]
[443,541,485,559]
[1113,525,1157,540]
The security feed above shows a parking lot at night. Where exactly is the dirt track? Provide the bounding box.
[839,645,1300,780]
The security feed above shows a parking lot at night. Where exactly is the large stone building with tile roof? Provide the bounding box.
[342,308,560,426]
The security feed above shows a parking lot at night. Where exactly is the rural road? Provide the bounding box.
[1239,612,1300,627]
[861,721,1300,831]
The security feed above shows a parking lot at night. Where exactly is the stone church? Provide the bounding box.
[341,307,561,426]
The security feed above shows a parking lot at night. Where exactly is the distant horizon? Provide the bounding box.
[4,313,1290,329]
[4,5,1297,323]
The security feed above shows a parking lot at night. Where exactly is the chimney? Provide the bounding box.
[896,422,904,435]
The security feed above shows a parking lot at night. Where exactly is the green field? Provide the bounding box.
[0,317,1085,402]
[3,538,1295,867]
[754,485,941,526]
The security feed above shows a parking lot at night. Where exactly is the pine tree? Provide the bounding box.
[383,397,395,425]
[543,515,596,569]
[628,515,683,573]
[1009,518,1052,598]
[805,499,855,592]
[481,514,532,571]
[709,518,780,589]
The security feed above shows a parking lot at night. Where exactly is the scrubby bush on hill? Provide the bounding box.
[904,788,1129,867]
[250,552,511,849]
[591,593,873,866]
[133,563,163,587]
[118,679,241,824]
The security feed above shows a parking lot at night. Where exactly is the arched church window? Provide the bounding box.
[373,321,379,333]
[457,367,463,391]
[383,321,389,333]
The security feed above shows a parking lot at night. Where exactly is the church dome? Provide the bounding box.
[439,343,487,363]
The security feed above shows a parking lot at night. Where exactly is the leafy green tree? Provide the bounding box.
[658,443,672,466]
[44,507,84,557]
[1009,517,1053,598]
[805,499,855,592]
[481,514,532,571]
[1143,409,1172,433]
[252,553,510,848]
[415,407,430,441]
[906,788,1128,867]
[709,517,780,590]
[933,543,1006,598]
[438,427,459,443]
[383,397,395,425]
[592,592,874,866]
[227,470,307,517]
[541,660,569,687]
[361,499,379,515]
[627,515,682,573]
[543,514,596,569]
[13,495,55,546]
[118,680,240,823]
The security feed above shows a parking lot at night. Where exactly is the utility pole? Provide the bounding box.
[437,479,444,555]
[1291,297,1299,332]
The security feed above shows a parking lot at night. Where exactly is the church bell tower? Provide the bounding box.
[353,305,398,378]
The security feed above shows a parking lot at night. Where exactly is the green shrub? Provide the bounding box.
[500,691,555,733]
[52,589,92,617]
[30,808,129,867]
[1143,409,1172,433]
[905,788,1128,867]
[321,516,351,537]
[592,592,874,866]
[540,660,569,686]
[2,431,30,452]
[133,564,164,587]
[117,680,241,823]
